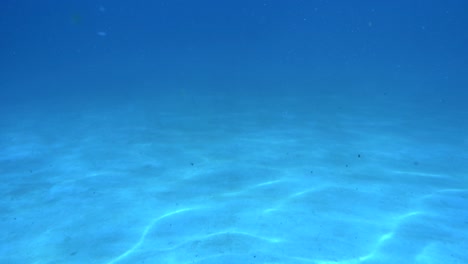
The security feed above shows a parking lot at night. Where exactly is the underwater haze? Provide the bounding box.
[1,0,468,263]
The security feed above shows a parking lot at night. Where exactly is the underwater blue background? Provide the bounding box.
[1,1,468,263]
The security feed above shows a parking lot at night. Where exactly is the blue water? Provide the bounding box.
[1,1,468,263]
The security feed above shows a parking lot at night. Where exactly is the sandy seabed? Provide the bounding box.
[1,97,467,264]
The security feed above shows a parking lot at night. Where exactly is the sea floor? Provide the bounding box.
[1,95,467,264]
